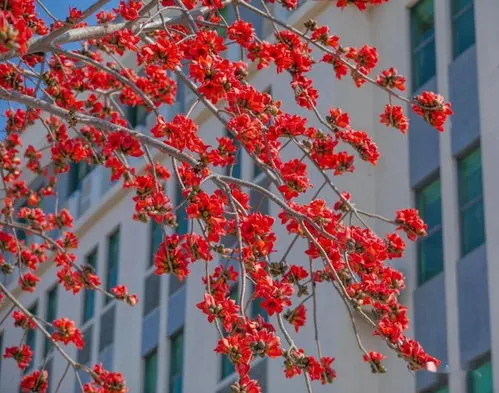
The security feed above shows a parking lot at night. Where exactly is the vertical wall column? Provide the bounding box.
[434,1,464,393]
[474,1,499,391]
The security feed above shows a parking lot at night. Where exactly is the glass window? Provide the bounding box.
[150,221,163,267]
[106,228,120,304]
[83,248,98,323]
[176,185,189,235]
[26,303,38,370]
[44,286,58,356]
[411,0,436,91]
[469,361,493,393]
[127,105,148,128]
[225,129,242,180]
[458,147,485,256]
[451,0,475,58]
[0,333,3,378]
[169,330,184,393]
[416,178,444,285]
[143,349,158,393]
[68,161,93,196]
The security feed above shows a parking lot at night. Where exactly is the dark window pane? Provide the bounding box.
[417,178,442,229]
[459,148,482,205]
[99,306,115,351]
[458,147,485,256]
[418,229,444,284]
[150,221,163,267]
[26,303,38,370]
[411,0,435,47]
[452,0,473,14]
[452,5,475,57]
[144,349,158,393]
[144,273,161,316]
[412,39,436,90]
[77,326,93,365]
[106,229,120,303]
[469,361,493,393]
[411,0,435,90]
[169,331,184,393]
[83,248,98,323]
[169,274,184,296]
[44,287,58,356]
[176,186,189,235]
[461,200,485,255]
[68,161,93,195]
[128,106,148,128]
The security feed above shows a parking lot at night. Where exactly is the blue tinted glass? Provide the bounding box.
[44,287,58,355]
[169,331,184,393]
[26,304,37,370]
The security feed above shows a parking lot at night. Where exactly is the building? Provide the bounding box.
[0,1,497,393]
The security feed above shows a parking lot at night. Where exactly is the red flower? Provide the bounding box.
[379,105,409,134]
[52,318,85,349]
[377,67,406,91]
[20,370,48,393]
[284,304,307,332]
[4,345,33,369]
[112,285,139,306]
[412,91,453,132]
[19,272,40,292]
[395,208,427,241]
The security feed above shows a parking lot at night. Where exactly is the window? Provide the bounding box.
[416,178,444,285]
[451,0,475,58]
[44,287,58,356]
[469,361,493,393]
[150,221,163,267]
[221,285,238,380]
[83,248,98,323]
[168,330,184,393]
[410,0,436,91]
[143,349,158,393]
[458,147,485,256]
[68,161,93,196]
[176,185,189,235]
[25,303,38,370]
[226,130,242,180]
[106,228,120,304]
[0,333,3,378]
[127,105,148,128]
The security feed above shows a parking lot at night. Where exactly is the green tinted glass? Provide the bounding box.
[411,0,435,47]
[469,361,493,393]
[169,331,184,393]
[461,199,485,255]
[452,5,475,57]
[106,229,120,303]
[418,229,444,284]
[458,148,485,256]
[411,0,436,90]
[83,249,98,322]
[417,179,442,229]
[26,303,37,370]
[459,148,482,205]
[144,350,158,393]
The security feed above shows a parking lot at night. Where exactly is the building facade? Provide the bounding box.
[1,1,497,393]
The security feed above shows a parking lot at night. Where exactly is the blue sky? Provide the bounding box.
[0,0,120,135]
